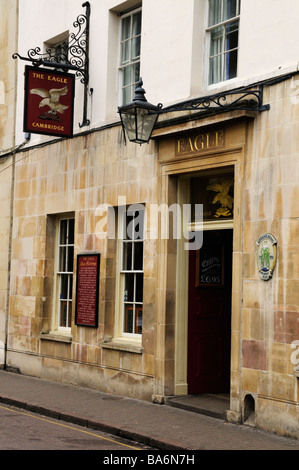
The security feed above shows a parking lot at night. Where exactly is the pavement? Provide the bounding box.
[0,368,299,451]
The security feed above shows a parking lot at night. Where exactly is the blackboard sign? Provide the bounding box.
[196,244,224,287]
[75,253,100,327]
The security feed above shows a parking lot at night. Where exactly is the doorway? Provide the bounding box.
[187,229,233,394]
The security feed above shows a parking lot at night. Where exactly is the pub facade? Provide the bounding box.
[1,0,299,440]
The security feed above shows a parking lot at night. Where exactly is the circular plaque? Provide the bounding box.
[256,233,277,281]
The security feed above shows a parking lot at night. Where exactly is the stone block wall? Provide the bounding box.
[7,124,159,400]
[0,157,12,366]
[242,77,299,438]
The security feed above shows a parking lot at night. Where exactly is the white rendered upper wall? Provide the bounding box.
[238,0,299,82]
[14,0,299,145]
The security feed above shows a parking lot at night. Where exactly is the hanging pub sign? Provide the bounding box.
[23,65,75,138]
[75,253,100,328]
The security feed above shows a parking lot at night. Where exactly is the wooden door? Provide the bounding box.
[187,230,232,394]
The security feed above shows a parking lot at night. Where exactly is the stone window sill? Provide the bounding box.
[100,338,143,354]
[294,369,299,378]
[39,332,72,344]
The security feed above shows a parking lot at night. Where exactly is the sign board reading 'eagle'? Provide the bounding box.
[24,66,75,138]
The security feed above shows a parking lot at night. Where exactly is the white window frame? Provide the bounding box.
[53,216,75,332]
[118,7,142,106]
[206,0,241,85]
[115,207,144,339]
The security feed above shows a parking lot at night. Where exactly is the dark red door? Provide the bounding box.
[188,230,232,394]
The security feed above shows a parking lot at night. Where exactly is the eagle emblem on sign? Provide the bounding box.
[30,86,69,121]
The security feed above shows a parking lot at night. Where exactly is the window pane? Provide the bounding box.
[126,210,144,240]
[59,246,66,272]
[134,211,144,240]
[225,48,238,79]
[225,20,239,51]
[68,219,74,244]
[123,241,132,270]
[124,305,134,333]
[132,12,141,36]
[60,220,67,245]
[60,274,68,299]
[134,242,143,270]
[122,86,132,106]
[133,62,140,85]
[54,41,68,63]
[210,26,223,56]
[122,40,130,65]
[68,275,73,299]
[209,0,221,26]
[124,273,134,302]
[135,307,142,334]
[60,301,68,327]
[131,36,141,60]
[126,213,134,240]
[67,302,72,328]
[67,246,74,272]
[209,54,223,84]
[135,273,143,303]
[123,65,132,86]
[122,16,131,41]
[223,0,237,20]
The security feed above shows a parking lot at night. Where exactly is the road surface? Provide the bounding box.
[0,403,153,451]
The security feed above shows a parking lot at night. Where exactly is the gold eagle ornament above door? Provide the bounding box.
[191,171,234,222]
[206,177,234,219]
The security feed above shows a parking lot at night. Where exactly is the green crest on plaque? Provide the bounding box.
[256,233,277,281]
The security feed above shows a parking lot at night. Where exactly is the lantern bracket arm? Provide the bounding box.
[159,85,270,114]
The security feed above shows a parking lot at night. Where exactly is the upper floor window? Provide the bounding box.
[44,32,69,65]
[119,8,142,105]
[207,0,240,85]
[50,40,69,64]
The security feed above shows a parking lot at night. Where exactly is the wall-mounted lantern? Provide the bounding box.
[118,79,162,145]
[118,77,270,145]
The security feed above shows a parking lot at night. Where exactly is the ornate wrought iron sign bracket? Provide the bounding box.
[13,2,91,129]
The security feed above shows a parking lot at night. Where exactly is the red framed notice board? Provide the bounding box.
[23,65,75,138]
[75,254,100,328]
